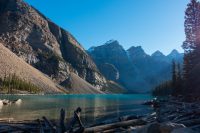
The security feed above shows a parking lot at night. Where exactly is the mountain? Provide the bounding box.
[0,0,123,93]
[88,40,184,93]
[0,42,104,94]
[88,40,146,92]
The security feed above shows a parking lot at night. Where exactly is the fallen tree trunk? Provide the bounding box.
[42,116,56,132]
[180,118,200,127]
[84,119,146,133]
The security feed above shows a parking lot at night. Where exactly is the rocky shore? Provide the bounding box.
[132,97,200,133]
[0,97,199,133]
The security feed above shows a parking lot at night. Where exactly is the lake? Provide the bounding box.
[0,94,153,126]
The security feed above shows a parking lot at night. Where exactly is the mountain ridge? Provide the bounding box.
[88,40,183,93]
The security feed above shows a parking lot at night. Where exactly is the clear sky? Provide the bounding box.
[25,0,189,55]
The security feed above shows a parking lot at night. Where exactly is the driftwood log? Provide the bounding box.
[66,107,85,133]
[42,116,56,132]
[84,119,146,133]
[0,108,147,133]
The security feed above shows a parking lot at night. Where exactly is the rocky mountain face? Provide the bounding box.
[0,0,122,93]
[88,40,183,93]
[88,40,141,92]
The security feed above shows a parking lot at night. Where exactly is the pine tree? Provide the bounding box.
[172,60,177,89]
[176,63,183,95]
[182,0,200,94]
[183,0,200,53]
[177,63,182,82]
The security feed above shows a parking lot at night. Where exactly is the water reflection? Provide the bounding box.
[0,94,153,125]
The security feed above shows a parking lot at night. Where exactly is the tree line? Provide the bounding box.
[152,60,182,96]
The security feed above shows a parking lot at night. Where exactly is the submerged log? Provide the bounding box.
[84,119,146,133]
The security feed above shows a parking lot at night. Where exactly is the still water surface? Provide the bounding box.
[0,94,153,125]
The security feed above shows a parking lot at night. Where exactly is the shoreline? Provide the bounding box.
[0,97,199,132]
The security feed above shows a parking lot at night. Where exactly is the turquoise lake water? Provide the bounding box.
[0,94,153,125]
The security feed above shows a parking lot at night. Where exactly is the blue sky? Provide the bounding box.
[25,0,189,55]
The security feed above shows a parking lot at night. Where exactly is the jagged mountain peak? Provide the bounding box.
[103,40,123,48]
[171,49,179,53]
[105,39,118,44]
[127,46,146,54]
[152,50,165,57]
[128,46,143,51]
[89,40,125,53]
[168,49,180,57]
[167,49,183,61]
[127,46,148,59]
